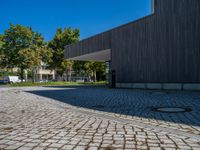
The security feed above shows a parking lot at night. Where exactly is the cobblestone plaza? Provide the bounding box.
[0,86,200,149]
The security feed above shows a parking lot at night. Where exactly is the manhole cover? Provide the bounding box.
[152,107,192,113]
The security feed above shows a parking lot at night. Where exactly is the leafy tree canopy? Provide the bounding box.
[0,24,52,80]
[48,27,79,76]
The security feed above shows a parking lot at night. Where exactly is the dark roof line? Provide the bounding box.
[65,13,155,49]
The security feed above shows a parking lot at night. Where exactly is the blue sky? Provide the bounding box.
[0,0,151,41]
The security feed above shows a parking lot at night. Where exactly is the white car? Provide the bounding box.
[4,76,21,83]
[39,80,48,83]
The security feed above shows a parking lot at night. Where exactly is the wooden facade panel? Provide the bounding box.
[65,31,111,59]
[111,0,200,83]
[65,0,200,83]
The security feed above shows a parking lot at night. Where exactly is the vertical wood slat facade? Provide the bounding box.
[65,0,200,84]
[65,31,111,59]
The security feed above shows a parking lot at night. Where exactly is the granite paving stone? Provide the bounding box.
[0,86,200,149]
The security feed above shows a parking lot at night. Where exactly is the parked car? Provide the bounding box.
[38,80,48,83]
[71,77,89,82]
[0,80,8,84]
[4,76,21,84]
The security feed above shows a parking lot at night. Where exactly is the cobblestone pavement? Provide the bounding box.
[0,86,200,150]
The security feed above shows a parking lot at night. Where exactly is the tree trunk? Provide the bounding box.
[66,66,72,82]
[20,67,24,82]
[31,69,34,83]
[24,70,28,82]
[93,70,96,82]
[32,69,36,83]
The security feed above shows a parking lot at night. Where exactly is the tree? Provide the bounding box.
[0,34,4,63]
[86,62,106,82]
[73,61,106,82]
[0,24,52,82]
[0,24,34,80]
[73,61,87,76]
[30,33,53,82]
[95,62,106,81]
[0,34,5,76]
[62,60,74,81]
[18,46,41,82]
[0,34,4,45]
[48,27,79,81]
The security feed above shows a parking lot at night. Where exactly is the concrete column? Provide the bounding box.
[24,70,28,82]
[52,71,55,80]
[39,74,42,81]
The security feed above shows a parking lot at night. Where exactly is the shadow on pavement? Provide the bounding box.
[26,86,200,126]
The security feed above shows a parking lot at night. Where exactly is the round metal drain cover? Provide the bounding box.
[152,107,192,113]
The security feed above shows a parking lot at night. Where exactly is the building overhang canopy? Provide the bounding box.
[66,49,111,62]
[65,31,111,62]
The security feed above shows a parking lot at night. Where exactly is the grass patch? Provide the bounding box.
[9,81,107,87]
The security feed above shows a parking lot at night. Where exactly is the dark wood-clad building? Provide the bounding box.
[65,0,200,90]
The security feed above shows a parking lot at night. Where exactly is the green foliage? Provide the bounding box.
[0,70,18,79]
[1,24,34,68]
[73,61,87,76]
[73,61,106,79]
[0,24,52,80]
[0,34,4,47]
[48,27,79,76]
[18,47,39,68]
[0,34,3,40]
[0,35,5,68]
[48,27,106,81]
[88,62,106,73]
[0,24,106,82]
[88,62,106,82]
